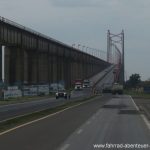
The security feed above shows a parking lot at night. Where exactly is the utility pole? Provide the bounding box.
[122,30,125,84]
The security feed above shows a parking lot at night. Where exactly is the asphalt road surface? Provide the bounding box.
[0,95,111,150]
[0,95,150,150]
[58,95,150,150]
[0,88,91,122]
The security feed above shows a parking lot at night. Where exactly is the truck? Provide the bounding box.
[83,79,90,88]
[74,79,83,90]
[111,83,123,95]
[102,83,112,93]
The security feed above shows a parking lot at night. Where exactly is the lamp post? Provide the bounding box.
[82,46,85,52]
[86,47,89,54]
[78,44,81,50]
[72,44,75,48]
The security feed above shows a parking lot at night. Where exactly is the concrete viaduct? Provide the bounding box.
[0,17,110,88]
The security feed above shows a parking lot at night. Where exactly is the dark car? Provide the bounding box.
[55,90,67,99]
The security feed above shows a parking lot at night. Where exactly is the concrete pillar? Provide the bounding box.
[4,46,10,84]
[53,56,57,83]
[50,54,53,83]
[4,47,19,85]
[38,52,48,83]
[0,46,2,81]
[2,46,5,82]
[27,51,37,84]
[23,50,28,84]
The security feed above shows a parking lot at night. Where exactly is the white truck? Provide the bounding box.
[83,79,90,88]
[111,83,123,95]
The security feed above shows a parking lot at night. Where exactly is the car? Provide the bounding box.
[56,90,67,99]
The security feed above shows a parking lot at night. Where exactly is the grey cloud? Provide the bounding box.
[51,0,94,7]
[50,0,116,7]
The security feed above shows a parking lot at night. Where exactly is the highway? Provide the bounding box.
[0,88,91,122]
[0,95,111,150]
[0,95,150,150]
[0,66,113,122]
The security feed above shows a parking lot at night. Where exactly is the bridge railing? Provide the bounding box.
[0,16,72,48]
[0,16,108,61]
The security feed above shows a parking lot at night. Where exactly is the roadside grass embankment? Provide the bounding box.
[125,89,150,121]
[124,90,150,99]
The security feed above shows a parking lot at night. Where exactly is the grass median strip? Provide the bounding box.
[125,90,150,99]
[0,94,55,106]
[0,95,97,134]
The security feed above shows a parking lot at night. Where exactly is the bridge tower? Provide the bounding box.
[107,30,124,84]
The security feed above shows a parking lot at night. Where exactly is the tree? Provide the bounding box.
[127,73,141,88]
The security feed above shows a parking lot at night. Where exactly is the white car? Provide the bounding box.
[56,90,67,99]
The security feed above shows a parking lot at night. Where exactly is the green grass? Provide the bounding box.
[0,95,96,133]
[124,90,150,99]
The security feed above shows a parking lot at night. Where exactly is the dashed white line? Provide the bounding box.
[77,129,83,134]
[86,121,91,125]
[60,144,70,150]
[92,116,96,120]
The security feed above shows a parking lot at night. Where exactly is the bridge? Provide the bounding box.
[0,16,124,89]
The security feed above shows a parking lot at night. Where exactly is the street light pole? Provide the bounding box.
[82,46,85,52]
[78,44,81,50]
[86,47,89,54]
[122,30,125,84]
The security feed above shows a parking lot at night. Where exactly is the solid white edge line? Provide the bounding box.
[0,98,96,136]
[129,95,140,111]
[129,95,150,130]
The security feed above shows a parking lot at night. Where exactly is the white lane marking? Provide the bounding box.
[130,95,150,130]
[129,96,139,111]
[86,121,91,125]
[0,98,95,136]
[76,129,83,134]
[141,114,150,130]
[60,144,70,150]
[0,106,58,123]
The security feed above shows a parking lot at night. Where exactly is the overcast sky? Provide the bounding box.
[0,0,150,80]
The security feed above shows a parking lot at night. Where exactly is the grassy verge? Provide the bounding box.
[0,93,55,106]
[0,95,96,133]
[124,90,150,99]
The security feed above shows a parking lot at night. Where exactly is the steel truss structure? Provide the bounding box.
[107,30,124,84]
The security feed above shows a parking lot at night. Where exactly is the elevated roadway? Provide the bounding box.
[0,66,114,122]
